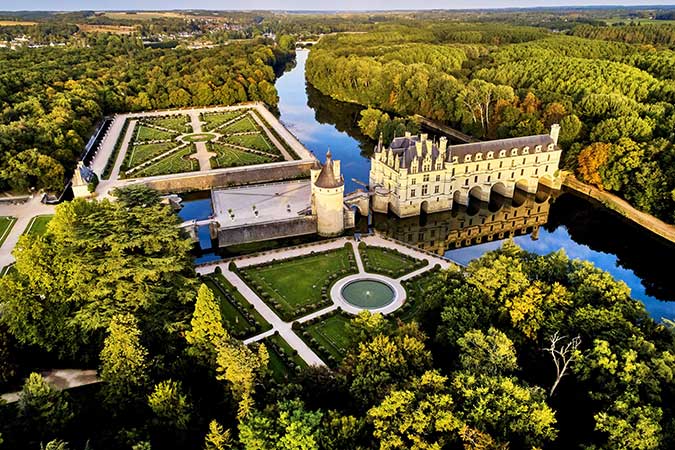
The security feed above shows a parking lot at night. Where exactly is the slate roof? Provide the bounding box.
[315,150,343,189]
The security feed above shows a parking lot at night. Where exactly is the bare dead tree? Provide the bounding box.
[543,332,581,397]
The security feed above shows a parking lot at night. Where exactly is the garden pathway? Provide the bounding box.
[1,369,100,404]
[248,110,294,161]
[0,196,56,269]
[187,111,213,171]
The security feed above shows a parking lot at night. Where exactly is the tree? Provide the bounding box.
[368,370,463,450]
[346,311,388,343]
[100,314,149,408]
[148,380,192,430]
[0,149,65,192]
[204,420,233,450]
[216,340,268,418]
[543,332,581,397]
[577,142,611,188]
[185,284,227,364]
[457,328,518,376]
[18,373,73,438]
[238,399,323,450]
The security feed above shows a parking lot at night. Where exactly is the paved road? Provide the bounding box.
[1,369,99,404]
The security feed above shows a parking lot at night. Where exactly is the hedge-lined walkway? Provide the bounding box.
[195,235,453,368]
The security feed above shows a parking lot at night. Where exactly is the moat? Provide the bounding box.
[184,49,675,320]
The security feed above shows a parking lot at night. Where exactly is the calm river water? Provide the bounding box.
[184,49,675,320]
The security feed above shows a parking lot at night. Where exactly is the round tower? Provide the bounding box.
[313,150,345,237]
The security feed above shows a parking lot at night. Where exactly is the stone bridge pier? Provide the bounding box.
[344,190,370,216]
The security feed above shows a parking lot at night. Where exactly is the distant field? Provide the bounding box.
[0,20,37,26]
[77,23,136,34]
[603,18,675,25]
[102,11,197,21]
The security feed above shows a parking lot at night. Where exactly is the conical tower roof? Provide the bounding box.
[315,150,343,189]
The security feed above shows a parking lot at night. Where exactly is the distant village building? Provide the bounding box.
[369,125,562,217]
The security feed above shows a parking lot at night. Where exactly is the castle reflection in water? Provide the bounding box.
[370,188,553,256]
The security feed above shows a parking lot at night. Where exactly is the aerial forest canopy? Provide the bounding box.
[306,22,675,223]
[0,34,292,193]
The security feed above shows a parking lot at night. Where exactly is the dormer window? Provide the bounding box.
[487,151,494,159]
[522,147,529,155]
[499,150,506,158]
[464,155,472,163]
[511,148,518,156]
[475,153,482,161]
[534,145,542,153]
[452,156,458,163]
[547,144,554,151]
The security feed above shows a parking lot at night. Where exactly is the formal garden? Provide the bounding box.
[262,332,308,382]
[23,214,53,236]
[237,244,358,321]
[202,270,272,339]
[295,311,354,368]
[357,242,428,278]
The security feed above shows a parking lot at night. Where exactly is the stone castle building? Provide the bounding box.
[310,150,354,236]
[369,124,562,218]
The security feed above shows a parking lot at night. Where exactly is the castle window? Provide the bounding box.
[522,158,526,165]
[411,178,417,185]
[465,179,469,186]
[452,156,458,163]
[451,168,455,177]
[511,149,518,156]
[476,164,479,172]
[547,144,554,150]
[487,176,491,182]
[499,150,506,158]
[536,145,543,152]
[423,174,430,182]
[499,161,503,168]
[434,185,440,194]
[487,151,494,159]
[423,164,431,172]
[511,172,515,178]
[535,168,539,175]
[476,153,482,161]
[411,189,416,197]
[487,163,491,170]
[545,165,549,172]
[436,174,441,182]
[465,155,472,162]
[523,147,529,155]
[474,176,478,183]
[422,185,428,195]
[535,156,538,163]
[520,169,524,176]
[465,166,468,174]
[547,154,551,161]
[498,172,501,179]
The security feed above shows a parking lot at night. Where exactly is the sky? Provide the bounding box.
[2,0,675,12]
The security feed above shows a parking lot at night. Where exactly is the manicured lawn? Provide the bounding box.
[201,110,247,131]
[24,215,54,236]
[208,143,274,169]
[127,142,178,168]
[0,216,17,246]
[145,115,191,133]
[132,145,199,177]
[182,133,216,142]
[301,313,354,366]
[359,244,428,278]
[222,133,276,153]
[221,115,259,134]
[240,246,357,321]
[264,333,307,381]
[135,125,177,141]
[203,273,271,339]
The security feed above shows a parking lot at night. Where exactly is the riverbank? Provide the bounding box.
[562,173,675,245]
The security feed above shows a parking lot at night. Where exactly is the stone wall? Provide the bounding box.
[217,216,318,247]
[138,160,314,193]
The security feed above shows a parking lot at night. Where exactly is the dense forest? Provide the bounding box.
[306,22,675,223]
[1,188,674,449]
[0,33,292,192]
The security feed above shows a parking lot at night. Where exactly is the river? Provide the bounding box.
[184,49,675,320]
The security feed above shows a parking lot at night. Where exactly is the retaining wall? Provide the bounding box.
[217,216,318,247]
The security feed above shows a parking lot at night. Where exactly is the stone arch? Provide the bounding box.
[469,185,488,202]
[515,178,537,194]
[488,182,508,213]
[453,190,467,206]
[490,181,509,197]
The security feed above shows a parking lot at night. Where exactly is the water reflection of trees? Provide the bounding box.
[305,82,376,158]
[547,193,675,301]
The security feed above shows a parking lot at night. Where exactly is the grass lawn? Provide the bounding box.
[24,215,54,236]
[201,110,247,131]
[208,143,274,169]
[135,125,177,141]
[145,115,191,133]
[301,313,354,366]
[222,134,277,153]
[359,244,427,278]
[203,273,271,339]
[240,246,357,321]
[0,216,17,247]
[182,133,216,142]
[0,264,14,276]
[222,115,259,134]
[127,142,178,168]
[133,145,198,177]
[264,333,307,381]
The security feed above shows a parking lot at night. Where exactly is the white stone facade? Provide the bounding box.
[311,152,353,237]
[369,125,562,218]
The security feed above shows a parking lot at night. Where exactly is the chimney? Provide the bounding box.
[420,133,428,142]
[550,124,560,146]
[439,136,447,153]
[415,141,423,157]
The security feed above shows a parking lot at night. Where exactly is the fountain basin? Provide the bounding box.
[340,279,395,309]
